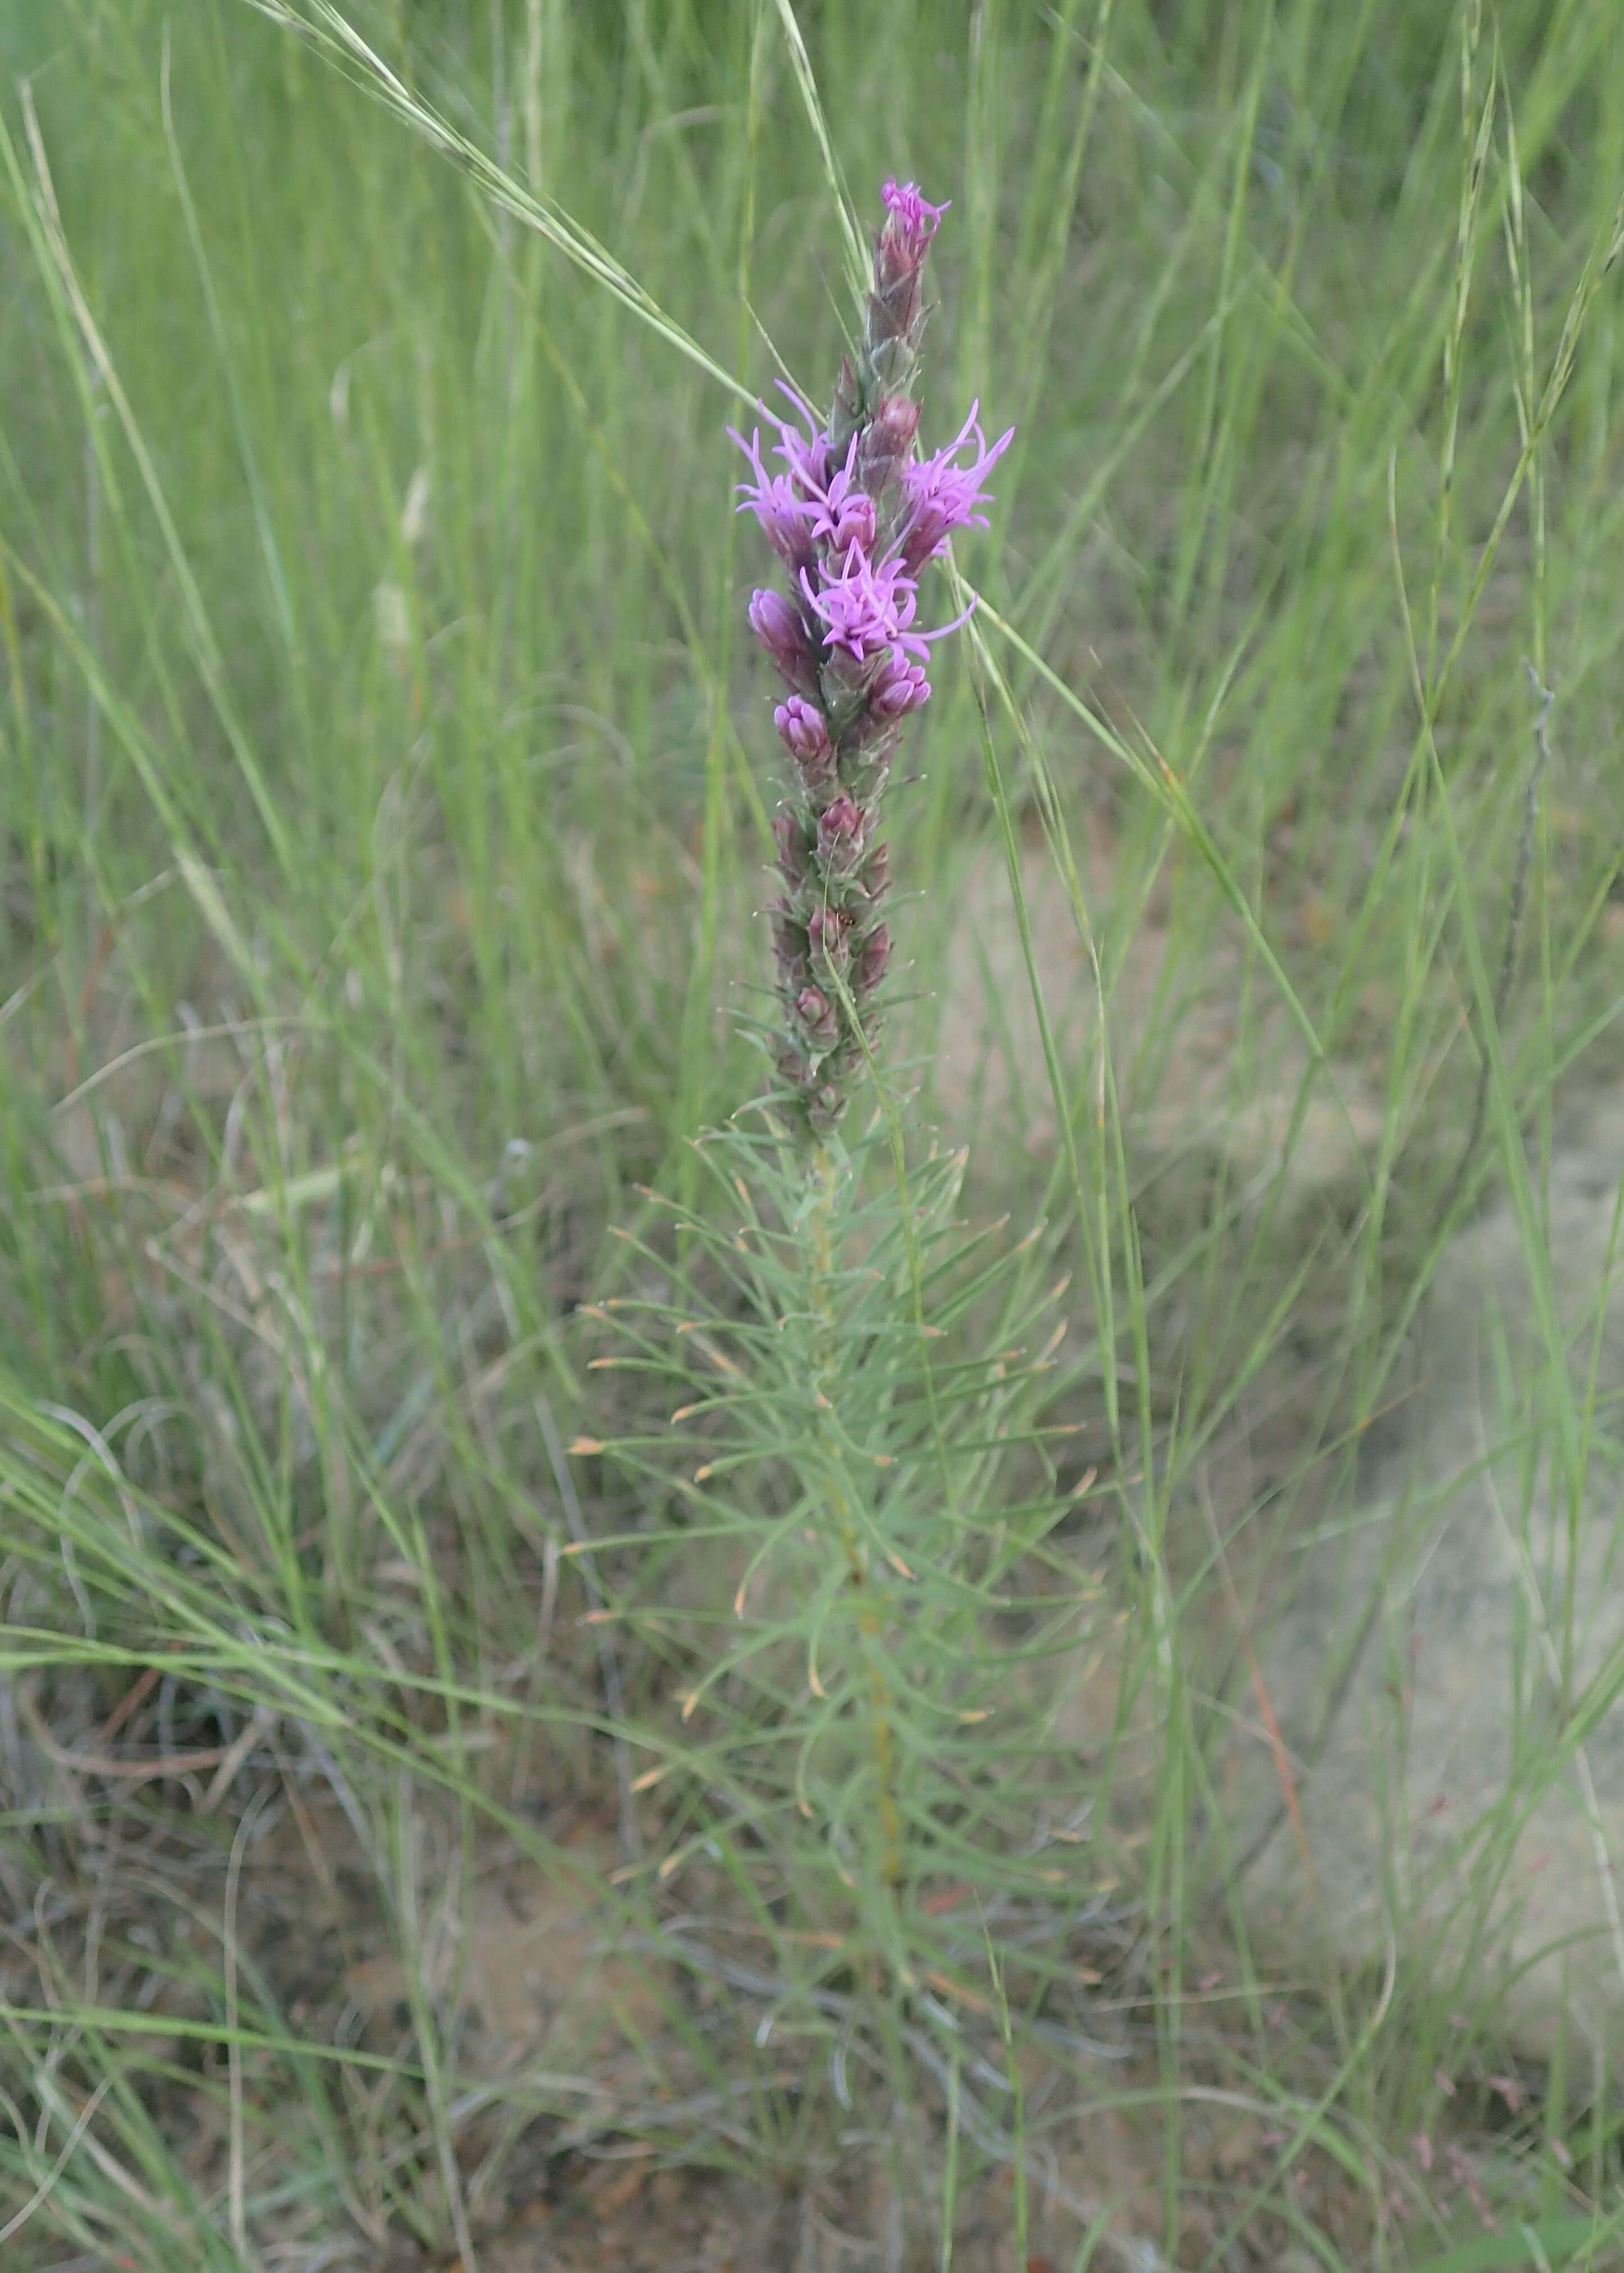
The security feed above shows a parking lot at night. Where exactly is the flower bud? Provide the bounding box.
[815,796,866,880]
[821,641,884,702]
[776,699,838,793]
[808,905,853,974]
[844,493,878,553]
[773,809,811,888]
[774,694,829,758]
[864,182,945,402]
[866,271,923,369]
[855,922,892,996]
[749,588,817,694]
[869,655,930,721]
[857,392,921,500]
[809,1081,845,1131]
[861,840,891,900]
[793,986,840,1051]
[828,355,866,468]
[770,903,809,987]
[776,1040,817,1094]
[877,180,948,280]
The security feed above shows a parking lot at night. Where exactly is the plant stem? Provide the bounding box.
[807,1140,904,1903]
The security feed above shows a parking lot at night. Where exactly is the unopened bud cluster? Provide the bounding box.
[731,180,1011,1131]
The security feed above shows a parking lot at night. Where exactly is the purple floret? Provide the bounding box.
[766,382,831,495]
[803,440,879,556]
[879,178,949,266]
[729,425,817,568]
[897,402,1014,572]
[800,547,919,666]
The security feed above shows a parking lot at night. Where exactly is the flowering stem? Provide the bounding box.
[733,179,1011,1136]
[726,178,1011,1921]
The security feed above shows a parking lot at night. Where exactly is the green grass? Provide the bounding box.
[3,0,1624,2264]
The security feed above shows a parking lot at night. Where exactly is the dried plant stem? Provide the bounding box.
[807,1142,904,1899]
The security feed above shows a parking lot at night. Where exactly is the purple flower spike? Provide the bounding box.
[749,588,818,695]
[730,176,1005,1130]
[879,179,949,269]
[898,402,1014,572]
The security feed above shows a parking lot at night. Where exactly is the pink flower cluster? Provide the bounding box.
[729,179,1011,1130]
[731,390,1008,722]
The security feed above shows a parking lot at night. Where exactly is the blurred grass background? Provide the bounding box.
[3,0,1624,2264]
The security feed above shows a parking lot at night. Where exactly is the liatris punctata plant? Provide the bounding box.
[732,180,1010,1132]
[577,180,1087,2027]
[709,180,1012,1906]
